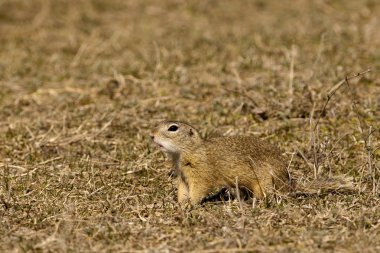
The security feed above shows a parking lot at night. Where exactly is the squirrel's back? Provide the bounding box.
[201,135,291,193]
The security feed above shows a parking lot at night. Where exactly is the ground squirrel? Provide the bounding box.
[151,120,292,205]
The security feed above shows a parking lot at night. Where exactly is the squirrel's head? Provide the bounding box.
[150,120,203,155]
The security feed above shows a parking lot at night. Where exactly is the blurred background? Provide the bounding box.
[0,0,379,252]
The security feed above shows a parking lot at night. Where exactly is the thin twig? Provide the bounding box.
[313,69,371,131]
[288,45,296,100]
[235,176,243,210]
[343,70,378,194]
[296,149,314,172]
[0,164,27,171]
[310,69,371,178]
[309,103,319,177]
[223,87,259,107]
[286,152,296,184]
[367,126,376,193]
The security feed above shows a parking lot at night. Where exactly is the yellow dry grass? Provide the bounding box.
[0,0,379,252]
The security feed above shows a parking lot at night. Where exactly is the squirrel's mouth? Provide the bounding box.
[153,138,176,153]
[153,140,165,150]
[157,144,168,152]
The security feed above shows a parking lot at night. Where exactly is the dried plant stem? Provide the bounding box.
[310,69,371,177]
[367,126,378,193]
[235,176,243,210]
[313,69,371,131]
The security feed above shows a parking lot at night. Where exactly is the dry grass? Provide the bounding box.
[0,0,380,252]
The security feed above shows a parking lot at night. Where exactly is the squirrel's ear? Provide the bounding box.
[189,129,194,136]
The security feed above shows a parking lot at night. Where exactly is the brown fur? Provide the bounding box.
[151,120,292,205]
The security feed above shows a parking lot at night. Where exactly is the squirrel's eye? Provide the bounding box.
[168,125,179,132]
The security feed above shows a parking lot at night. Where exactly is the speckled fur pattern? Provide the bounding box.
[151,121,292,205]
